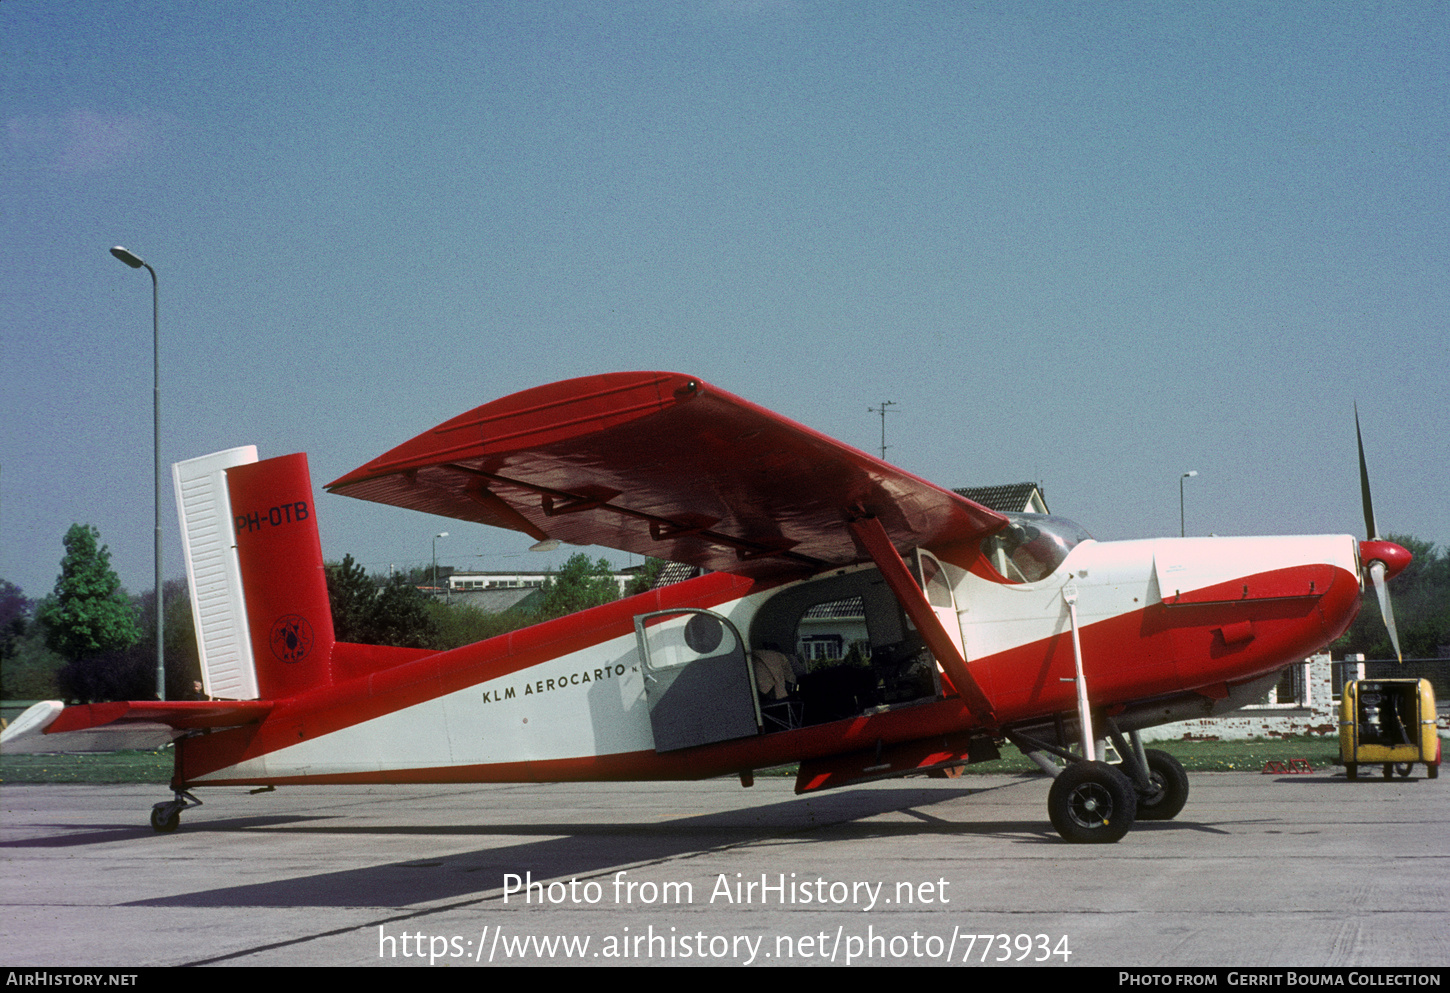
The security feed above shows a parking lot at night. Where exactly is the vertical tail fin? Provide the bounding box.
[174,448,336,701]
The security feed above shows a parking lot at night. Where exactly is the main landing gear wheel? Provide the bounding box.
[1048,761,1137,844]
[1133,749,1189,821]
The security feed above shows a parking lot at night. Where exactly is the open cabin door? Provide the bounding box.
[633,609,760,753]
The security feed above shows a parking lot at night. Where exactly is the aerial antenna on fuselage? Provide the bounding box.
[867,400,897,462]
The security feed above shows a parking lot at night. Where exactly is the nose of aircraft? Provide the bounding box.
[1360,540,1412,580]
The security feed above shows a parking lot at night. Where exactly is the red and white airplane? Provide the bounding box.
[2,372,1418,842]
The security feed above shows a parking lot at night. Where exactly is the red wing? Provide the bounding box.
[326,372,1006,580]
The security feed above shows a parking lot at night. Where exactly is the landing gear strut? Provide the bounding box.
[1033,584,1145,843]
[149,790,201,833]
[1106,725,1190,821]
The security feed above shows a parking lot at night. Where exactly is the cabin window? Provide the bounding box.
[917,554,954,608]
[980,513,1092,584]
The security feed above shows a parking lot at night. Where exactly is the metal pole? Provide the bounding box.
[433,532,448,596]
[112,247,163,700]
[151,262,161,700]
[1179,471,1197,538]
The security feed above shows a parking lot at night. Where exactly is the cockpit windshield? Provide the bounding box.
[979,513,1093,584]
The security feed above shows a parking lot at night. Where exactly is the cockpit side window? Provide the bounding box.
[979,513,1092,584]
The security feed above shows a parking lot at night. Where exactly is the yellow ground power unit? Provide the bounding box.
[1339,678,1441,780]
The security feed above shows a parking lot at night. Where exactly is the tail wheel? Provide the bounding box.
[1133,749,1190,821]
[148,790,199,833]
[1048,761,1137,844]
[150,803,181,833]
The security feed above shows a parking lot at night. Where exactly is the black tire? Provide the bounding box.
[1346,763,1358,781]
[1428,763,1438,780]
[150,804,180,833]
[1394,763,1413,778]
[1382,763,1394,780]
[1133,749,1190,821]
[1048,761,1137,844]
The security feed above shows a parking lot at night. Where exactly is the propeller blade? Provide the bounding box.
[1368,560,1403,664]
[1354,406,1408,663]
[1355,403,1378,540]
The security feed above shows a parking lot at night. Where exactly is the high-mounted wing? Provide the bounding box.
[327,372,1006,580]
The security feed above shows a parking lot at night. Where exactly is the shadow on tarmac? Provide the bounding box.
[116,782,1062,909]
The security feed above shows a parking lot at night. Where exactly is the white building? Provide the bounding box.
[447,570,633,596]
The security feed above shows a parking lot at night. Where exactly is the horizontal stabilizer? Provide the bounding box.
[0,699,271,754]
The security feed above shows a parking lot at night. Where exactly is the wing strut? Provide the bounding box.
[847,517,996,726]
[1061,582,1097,761]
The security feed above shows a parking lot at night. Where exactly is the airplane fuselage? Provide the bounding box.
[175,527,1362,791]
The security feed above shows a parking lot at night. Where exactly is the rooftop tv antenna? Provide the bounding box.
[867,400,897,461]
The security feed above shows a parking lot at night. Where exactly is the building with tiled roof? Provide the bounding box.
[652,561,706,589]
[952,482,1048,514]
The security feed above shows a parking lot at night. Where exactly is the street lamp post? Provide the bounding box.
[110,247,164,700]
[433,532,449,597]
[1180,471,1198,538]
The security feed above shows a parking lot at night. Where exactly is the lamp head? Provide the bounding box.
[110,246,145,269]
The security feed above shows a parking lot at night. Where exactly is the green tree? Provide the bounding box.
[1,625,65,699]
[1,579,66,699]
[1,578,28,663]
[624,557,666,597]
[36,524,139,663]
[54,579,200,703]
[325,555,438,648]
[132,579,202,699]
[538,554,620,620]
[367,575,438,648]
[325,555,376,643]
[425,598,536,650]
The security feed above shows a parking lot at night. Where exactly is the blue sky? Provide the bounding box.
[4,1,1447,602]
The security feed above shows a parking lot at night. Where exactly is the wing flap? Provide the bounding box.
[327,372,1007,579]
